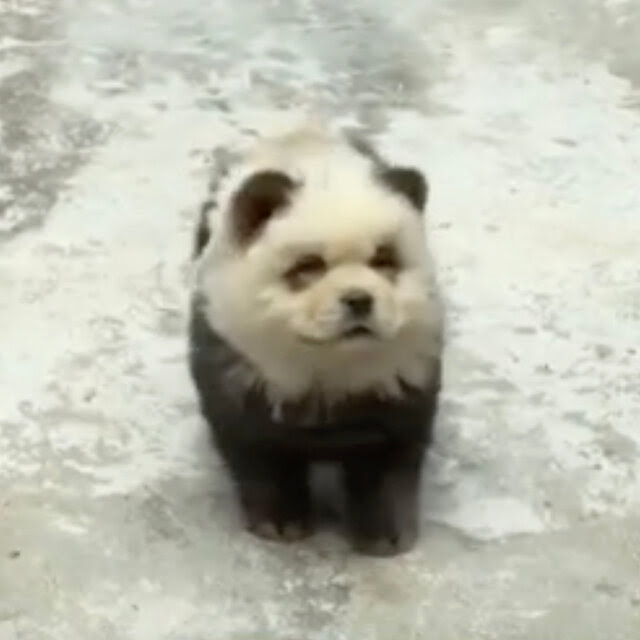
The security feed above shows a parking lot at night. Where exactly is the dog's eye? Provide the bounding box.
[290,254,326,275]
[285,254,326,288]
[370,244,400,271]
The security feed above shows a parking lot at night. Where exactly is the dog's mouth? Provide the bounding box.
[298,325,378,345]
[341,325,375,339]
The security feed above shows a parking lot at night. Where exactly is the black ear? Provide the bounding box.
[379,166,428,212]
[230,170,298,245]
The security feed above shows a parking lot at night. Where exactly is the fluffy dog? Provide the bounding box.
[188,125,443,555]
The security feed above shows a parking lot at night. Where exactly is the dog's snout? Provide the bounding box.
[341,289,373,317]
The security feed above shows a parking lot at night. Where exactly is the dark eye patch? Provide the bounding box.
[284,254,326,289]
[370,243,400,272]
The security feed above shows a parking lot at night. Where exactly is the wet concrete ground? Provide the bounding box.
[1,1,640,638]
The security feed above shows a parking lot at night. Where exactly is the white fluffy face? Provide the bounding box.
[196,131,442,405]
[244,186,432,343]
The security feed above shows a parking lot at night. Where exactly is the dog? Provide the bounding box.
[188,124,443,555]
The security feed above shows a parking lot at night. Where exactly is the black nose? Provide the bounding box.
[341,290,373,317]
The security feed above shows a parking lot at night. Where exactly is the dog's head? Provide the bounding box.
[224,161,428,336]
[197,136,440,399]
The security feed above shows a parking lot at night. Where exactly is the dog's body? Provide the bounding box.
[189,125,442,555]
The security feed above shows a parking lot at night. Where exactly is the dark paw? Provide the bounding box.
[241,487,312,544]
[249,520,313,542]
[347,483,420,557]
[248,519,313,543]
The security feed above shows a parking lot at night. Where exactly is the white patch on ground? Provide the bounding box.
[431,497,545,540]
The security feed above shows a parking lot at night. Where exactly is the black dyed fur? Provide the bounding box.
[193,200,214,257]
[188,295,440,555]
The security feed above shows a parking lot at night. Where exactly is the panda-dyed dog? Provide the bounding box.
[188,125,443,556]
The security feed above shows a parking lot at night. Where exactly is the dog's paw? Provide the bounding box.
[249,519,312,543]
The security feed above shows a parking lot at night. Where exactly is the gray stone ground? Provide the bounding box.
[1,0,639,638]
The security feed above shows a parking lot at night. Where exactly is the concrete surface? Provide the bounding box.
[1,0,640,638]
